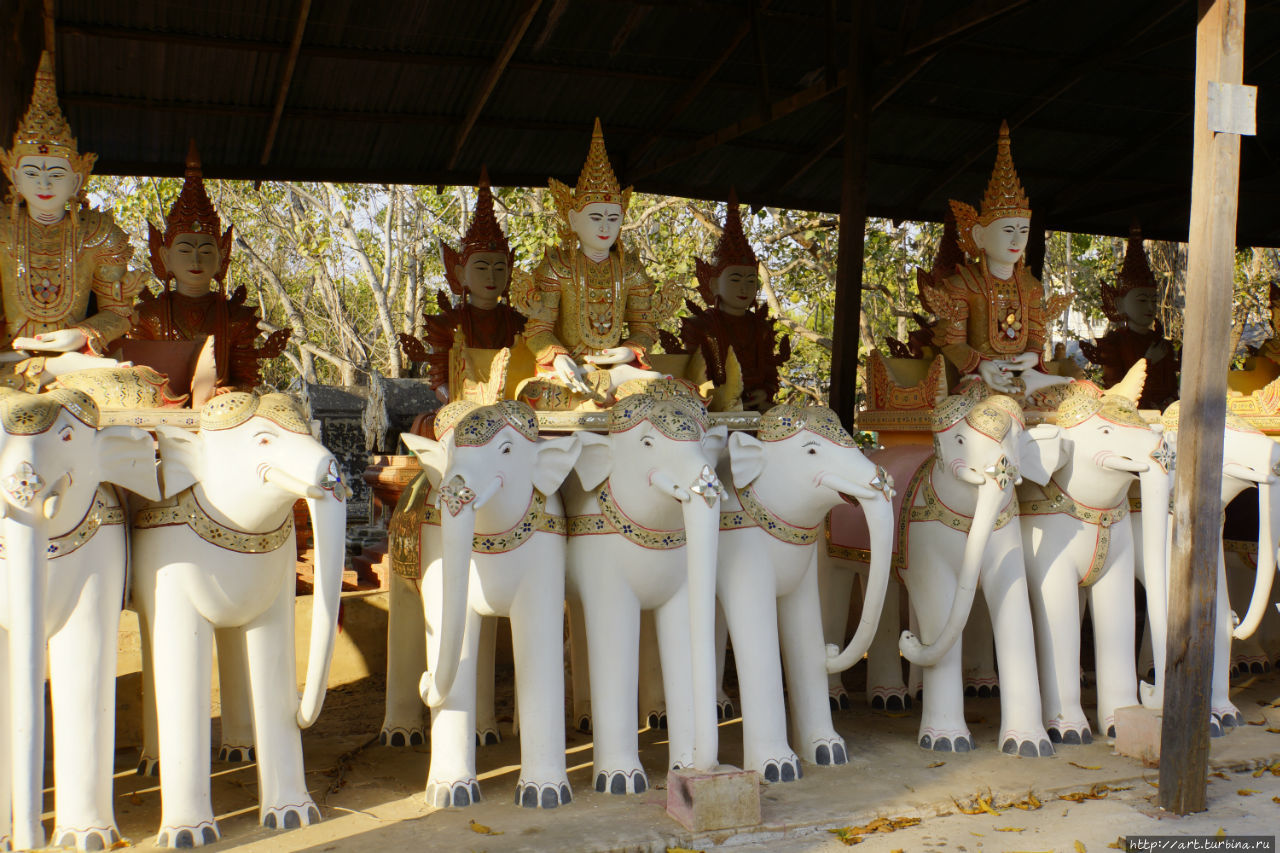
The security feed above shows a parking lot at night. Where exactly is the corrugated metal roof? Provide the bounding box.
[5,0,1276,243]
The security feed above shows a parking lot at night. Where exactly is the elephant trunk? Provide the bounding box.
[826,491,895,673]
[682,494,721,771]
[297,489,348,728]
[5,515,48,850]
[1136,466,1173,709]
[1233,480,1278,641]
[900,474,1006,667]
[421,491,476,708]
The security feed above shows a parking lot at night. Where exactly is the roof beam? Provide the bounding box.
[901,0,1186,213]
[611,5,650,57]
[902,0,1033,56]
[259,0,311,166]
[531,0,570,53]
[750,0,772,111]
[448,0,542,169]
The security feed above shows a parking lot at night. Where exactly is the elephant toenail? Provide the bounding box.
[839,694,851,710]
[781,762,796,782]
[919,735,932,750]
[560,784,572,804]
[284,810,301,829]
[828,696,840,712]
[85,833,105,851]
[871,696,886,710]
[1063,730,1081,745]
[410,732,424,746]
[1082,730,1094,745]
[904,694,914,709]
[610,773,626,795]
[202,827,218,844]
[1002,738,1017,754]
[58,834,76,848]
[484,732,498,745]
[635,774,647,793]
[110,830,121,844]
[595,772,607,793]
[520,786,537,808]
[156,832,169,847]
[935,737,953,752]
[815,745,831,765]
[578,718,592,733]
[764,762,780,782]
[1018,740,1037,757]
[264,814,277,829]
[470,782,481,803]
[175,829,194,848]
[1039,739,1054,757]
[390,732,405,747]
[1106,725,1117,738]
[454,785,471,807]
[136,761,148,776]
[886,696,903,712]
[955,737,972,753]
[833,744,847,764]
[647,713,659,728]
[379,731,388,745]
[541,788,558,809]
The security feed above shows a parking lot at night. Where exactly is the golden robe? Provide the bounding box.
[0,207,142,354]
[928,260,1055,375]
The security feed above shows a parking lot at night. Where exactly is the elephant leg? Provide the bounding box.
[509,575,571,808]
[381,573,428,747]
[425,606,483,808]
[779,558,847,767]
[906,562,972,752]
[244,573,320,830]
[136,611,161,777]
[714,602,735,719]
[654,591,696,770]
[575,565,646,795]
[214,626,255,762]
[638,610,666,730]
[962,595,999,698]
[867,580,910,710]
[906,605,923,700]
[719,558,800,782]
[48,562,124,850]
[1086,562,1139,739]
[0,629,11,851]
[151,576,220,847]
[1224,554,1269,675]
[1211,552,1243,734]
[1025,549,1088,745]
[817,553,856,711]
[1136,607,1156,682]
[984,547,1053,757]
[566,596,592,733]
[475,616,502,746]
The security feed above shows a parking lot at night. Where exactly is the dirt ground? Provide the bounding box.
[70,660,1280,853]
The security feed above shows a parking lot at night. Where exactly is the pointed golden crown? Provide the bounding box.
[0,52,96,179]
[548,118,632,223]
[149,140,234,284]
[1099,224,1157,322]
[949,121,1030,258]
[695,188,760,303]
[441,167,513,296]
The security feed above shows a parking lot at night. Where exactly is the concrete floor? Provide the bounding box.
[88,668,1280,853]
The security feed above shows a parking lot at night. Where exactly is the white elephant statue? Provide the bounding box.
[827,383,1062,755]
[131,392,349,847]
[395,400,579,809]
[566,382,726,794]
[0,388,159,852]
[714,405,893,780]
[1018,368,1172,744]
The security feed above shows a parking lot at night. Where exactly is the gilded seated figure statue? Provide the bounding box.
[0,51,143,389]
[673,190,789,412]
[400,170,526,406]
[129,141,288,396]
[920,121,1071,398]
[512,119,674,411]
[1080,226,1179,410]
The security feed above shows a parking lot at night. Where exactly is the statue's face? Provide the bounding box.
[458,250,509,310]
[715,264,760,316]
[160,232,222,291]
[568,202,623,253]
[11,155,81,222]
[1116,287,1158,330]
[972,216,1031,268]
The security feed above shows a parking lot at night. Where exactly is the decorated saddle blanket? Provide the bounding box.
[826,444,933,575]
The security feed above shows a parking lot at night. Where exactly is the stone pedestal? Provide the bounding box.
[666,766,761,833]
[1114,704,1163,766]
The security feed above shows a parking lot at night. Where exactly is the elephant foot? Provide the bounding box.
[217,743,256,763]
[717,697,737,720]
[156,820,219,849]
[426,779,482,808]
[807,736,849,766]
[1209,717,1225,739]
[869,686,912,711]
[759,753,803,783]
[918,726,975,753]
[0,833,9,851]
[136,755,160,777]
[515,779,573,809]
[593,767,648,795]
[1212,704,1246,732]
[379,725,426,748]
[1000,728,1055,757]
[575,713,592,733]
[1231,654,1270,678]
[828,686,852,712]
[53,825,121,852]
[1046,720,1093,746]
[261,801,321,830]
[645,711,668,730]
[964,675,999,699]
[475,726,502,747]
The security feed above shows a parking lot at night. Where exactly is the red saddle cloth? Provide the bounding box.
[827,444,934,565]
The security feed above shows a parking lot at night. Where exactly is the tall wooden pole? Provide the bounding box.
[1158,0,1246,815]
[829,0,870,429]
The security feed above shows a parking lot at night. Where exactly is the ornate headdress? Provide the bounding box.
[0,387,99,435]
[0,52,96,182]
[932,382,1022,441]
[148,140,233,285]
[548,118,632,225]
[950,121,1032,259]
[694,188,760,304]
[1100,224,1157,323]
[434,400,539,447]
[441,167,514,297]
[758,405,858,448]
[201,392,309,434]
[609,380,709,441]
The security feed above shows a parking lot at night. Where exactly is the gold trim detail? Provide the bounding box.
[1019,478,1128,587]
[720,484,822,545]
[0,485,122,560]
[568,482,685,550]
[133,487,294,554]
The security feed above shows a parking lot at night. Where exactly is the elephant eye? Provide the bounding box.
[642,436,654,448]
[1099,427,1112,436]
[59,425,73,442]
[501,442,512,455]
[955,436,965,446]
[255,432,274,446]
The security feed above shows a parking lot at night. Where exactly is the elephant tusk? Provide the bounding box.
[42,493,60,520]
[651,470,692,503]
[264,467,324,500]
[1100,455,1150,474]
[1223,461,1269,484]
[418,670,444,708]
[473,478,503,510]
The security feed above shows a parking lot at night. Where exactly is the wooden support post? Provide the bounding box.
[829,1,870,430]
[1158,0,1246,816]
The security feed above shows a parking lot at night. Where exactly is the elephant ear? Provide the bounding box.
[95,425,161,501]
[532,435,581,496]
[701,424,728,464]
[729,431,766,487]
[574,431,613,491]
[402,432,447,489]
[155,424,203,499]
[1018,423,1065,486]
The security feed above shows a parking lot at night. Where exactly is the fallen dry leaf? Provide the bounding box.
[1211,771,1229,779]
[1059,783,1112,802]
[1237,789,1260,796]
[1076,841,1088,853]
[928,761,946,768]
[1253,767,1266,777]
[110,839,132,850]
[827,816,922,846]
[1107,841,1124,850]
[1011,792,1043,811]
[1069,762,1102,771]
[996,826,1026,832]
[469,819,503,836]
[1267,727,1280,734]
[667,848,705,853]
[1273,796,1280,804]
